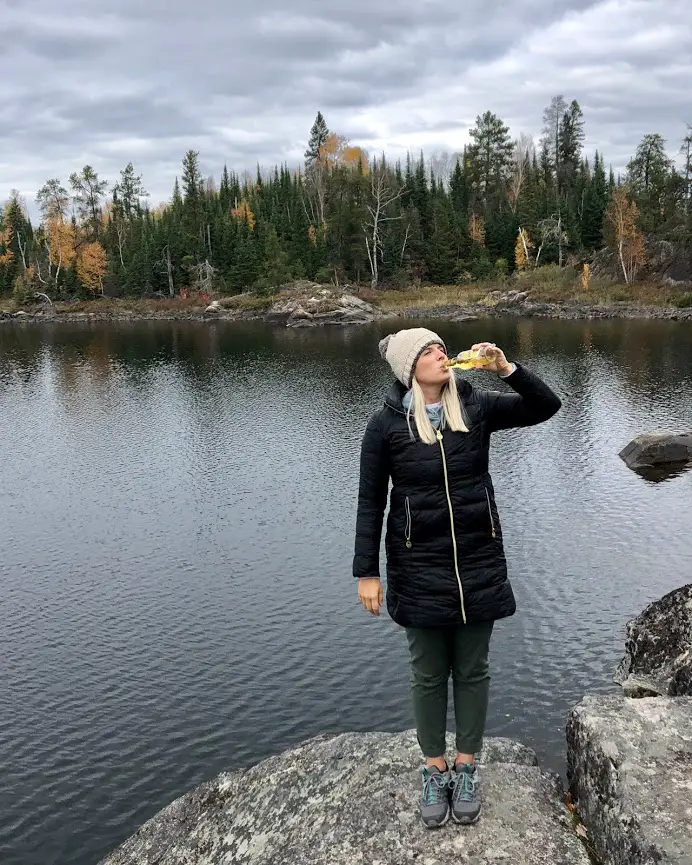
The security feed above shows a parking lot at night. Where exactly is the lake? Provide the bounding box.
[1,317,691,865]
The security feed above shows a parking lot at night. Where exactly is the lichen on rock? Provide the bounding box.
[100,731,589,865]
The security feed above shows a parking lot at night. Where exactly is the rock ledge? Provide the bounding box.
[567,695,692,865]
[100,731,588,865]
[614,584,692,697]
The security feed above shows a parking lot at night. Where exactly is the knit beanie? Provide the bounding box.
[378,328,446,389]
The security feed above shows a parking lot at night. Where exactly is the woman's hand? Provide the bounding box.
[469,342,514,376]
[358,578,383,616]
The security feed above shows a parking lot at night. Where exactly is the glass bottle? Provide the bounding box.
[444,349,491,370]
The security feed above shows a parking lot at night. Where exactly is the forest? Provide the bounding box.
[1,97,691,301]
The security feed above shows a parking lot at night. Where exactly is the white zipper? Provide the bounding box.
[405,496,412,549]
[485,487,497,538]
[436,429,467,624]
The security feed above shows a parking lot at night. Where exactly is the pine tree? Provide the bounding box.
[541,95,568,185]
[260,226,292,291]
[181,150,206,260]
[113,163,147,220]
[305,111,330,166]
[426,197,457,284]
[558,100,585,196]
[467,112,513,211]
[626,134,673,232]
[581,152,608,250]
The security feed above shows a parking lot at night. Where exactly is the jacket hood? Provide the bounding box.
[383,372,471,415]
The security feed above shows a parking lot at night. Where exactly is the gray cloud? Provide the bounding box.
[0,0,690,215]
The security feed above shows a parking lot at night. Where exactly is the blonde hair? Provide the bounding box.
[406,373,469,445]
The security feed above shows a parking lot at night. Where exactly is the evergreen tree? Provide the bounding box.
[558,100,585,195]
[260,226,292,290]
[426,197,457,284]
[626,134,672,231]
[581,152,608,250]
[113,163,148,220]
[6,110,692,302]
[541,95,568,184]
[467,112,513,211]
[305,111,330,166]
[181,150,206,260]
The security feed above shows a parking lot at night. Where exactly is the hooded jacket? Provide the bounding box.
[353,364,562,628]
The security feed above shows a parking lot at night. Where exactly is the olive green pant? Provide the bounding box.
[405,622,494,758]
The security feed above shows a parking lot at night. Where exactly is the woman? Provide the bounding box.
[353,327,561,829]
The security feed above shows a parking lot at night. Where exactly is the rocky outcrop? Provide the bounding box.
[567,695,692,865]
[482,289,530,309]
[275,289,382,328]
[401,296,692,322]
[614,584,692,697]
[619,431,692,471]
[591,238,692,285]
[100,731,589,865]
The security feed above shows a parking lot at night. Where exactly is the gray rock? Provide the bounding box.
[496,291,529,309]
[619,431,692,470]
[338,294,367,310]
[100,730,588,865]
[614,584,692,697]
[288,306,313,321]
[567,695,692,865]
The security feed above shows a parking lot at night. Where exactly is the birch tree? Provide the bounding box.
[363,162,404,289]
[605,190,647,284]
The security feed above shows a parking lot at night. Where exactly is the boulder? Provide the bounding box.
[100,730,589,865]
[204,301,222,314]
[614,584,692,697]
[287,306,313,321]
[496,290,529,309]
[338,293,375,312]
[482,290,504,306]
[567,695,692,865]
[619,430,692,470]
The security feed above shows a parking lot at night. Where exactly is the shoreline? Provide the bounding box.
[2,299,692,325]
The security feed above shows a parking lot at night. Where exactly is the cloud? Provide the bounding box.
[0,0,690,214]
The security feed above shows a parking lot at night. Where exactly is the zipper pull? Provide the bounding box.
[436,429,443,441]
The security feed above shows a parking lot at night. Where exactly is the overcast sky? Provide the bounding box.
[1,0,690,213]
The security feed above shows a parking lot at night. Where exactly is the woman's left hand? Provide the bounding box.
[468,342,514,376]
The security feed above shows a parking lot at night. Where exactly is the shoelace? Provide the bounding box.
[451,770,478,803]
[422,770,448,805]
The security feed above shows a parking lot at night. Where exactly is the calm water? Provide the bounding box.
[1,318,691,865]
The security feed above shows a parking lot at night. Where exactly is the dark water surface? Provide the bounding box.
[1,318,691,865]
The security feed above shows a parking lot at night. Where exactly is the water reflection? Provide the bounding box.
[1,317,691,865]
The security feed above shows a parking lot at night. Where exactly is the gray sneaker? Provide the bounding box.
[420,766,451,828]
[450,763,481,824]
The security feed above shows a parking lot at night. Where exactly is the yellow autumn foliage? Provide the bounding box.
[514,228,533,270]
[77,241,108,295]
[231,200,255,230]
[0,223,14,266]
[469,214,485,247]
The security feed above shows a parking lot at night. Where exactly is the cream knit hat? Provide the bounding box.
[378,328,446,389]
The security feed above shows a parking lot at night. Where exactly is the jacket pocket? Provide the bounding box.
[485,487,497,539]
[405,496,413,548]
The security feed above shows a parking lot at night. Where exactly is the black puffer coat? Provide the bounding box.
[353,364,562,628]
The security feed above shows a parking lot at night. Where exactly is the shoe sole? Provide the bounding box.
[422,808,450,829]
[451,805,482,825]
